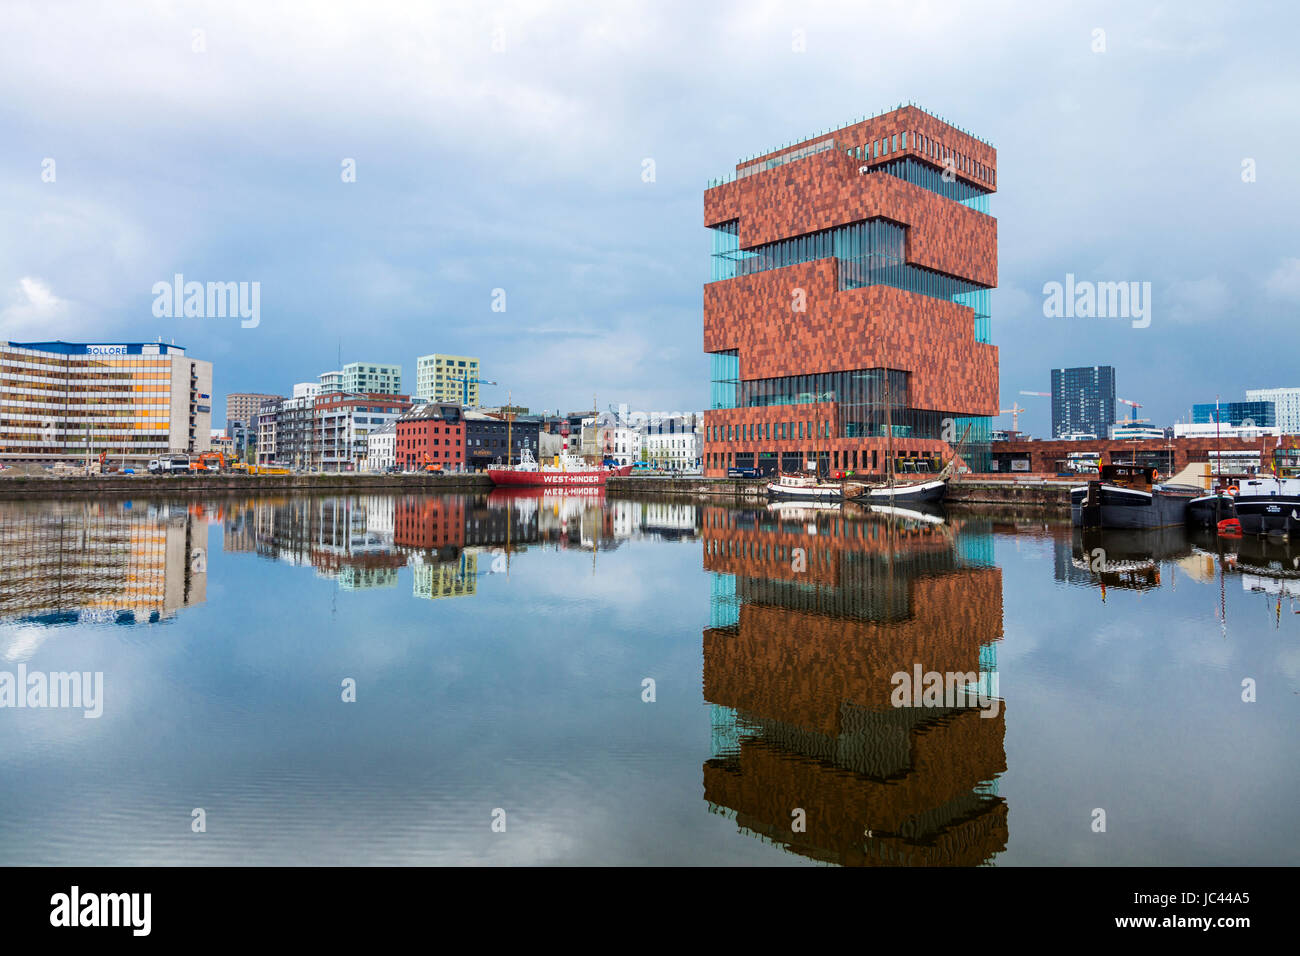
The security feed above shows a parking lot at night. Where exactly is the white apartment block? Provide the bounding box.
[644,430,703,469]
[314,395,410,472]
[343,362,402,395]
[256,397,280,464]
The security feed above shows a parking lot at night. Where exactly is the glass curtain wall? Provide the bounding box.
[709,351,739,409]
[709,219,992,343]
[870,157,991,214]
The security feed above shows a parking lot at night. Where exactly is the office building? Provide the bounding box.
[701,105,998,476]
[0,340,212,464]
[416,354,481,405]
[1245,387,1300,433]
[0,500,207,626]
[1051,366,1115,440]
[1191,401,1274,428]
[1173,421,1279,440]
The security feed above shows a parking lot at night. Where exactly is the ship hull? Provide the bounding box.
[1070,484,1194,528]
[850,478,947,504]
[1186,494,1235,527]
[488,469,609,487]
[1234,495,1300,536]
[766,481,843,501]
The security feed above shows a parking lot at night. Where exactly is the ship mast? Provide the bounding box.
[1214,396,1222,522]
[884,372,895,504]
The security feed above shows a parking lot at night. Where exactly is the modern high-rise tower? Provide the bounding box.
[701,105,998,476]
[1050,366,1115,439]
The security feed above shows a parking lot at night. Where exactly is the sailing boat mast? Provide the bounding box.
[1214,396,1222,522]
[506,389,513,467]
[884,372,895,503]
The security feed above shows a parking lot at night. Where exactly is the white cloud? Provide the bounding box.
[1264,258,1300,301]
[0,277,76,340]
[1165,276,1230,323]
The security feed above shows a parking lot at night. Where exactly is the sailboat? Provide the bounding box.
[842,390,961,505]
[765,402,845,500]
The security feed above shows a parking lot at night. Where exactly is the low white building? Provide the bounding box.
[586,420,641,465]
[1108,424,1165,440]
[644,429,702,470]
[1173,422,1280,440]
[603,425,642,465]
[364,421,398,472]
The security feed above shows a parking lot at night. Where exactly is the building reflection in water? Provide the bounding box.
[219,491,701,602]
[1,492,682,628]
[701,504,1008,866]
[0,500,208,629]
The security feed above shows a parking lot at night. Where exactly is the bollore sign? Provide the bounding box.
[86,345,129,355]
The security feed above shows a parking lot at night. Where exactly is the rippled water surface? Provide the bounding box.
[0,492,1296,865]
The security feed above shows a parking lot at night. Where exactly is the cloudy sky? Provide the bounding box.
[1,0,1296,433]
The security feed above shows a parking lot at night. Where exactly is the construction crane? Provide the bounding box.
[446,372,497,408]
[1116,397,1144,422]
[998,401,1028,435]
[1012,391,1053,437]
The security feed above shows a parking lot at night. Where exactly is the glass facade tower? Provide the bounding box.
[702,105,999,476]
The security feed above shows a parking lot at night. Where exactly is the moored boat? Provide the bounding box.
[488,448,612,487]
[1232,475,1300,537]
[765,473,843,501]
[1070,463,1199,528]
[1186,492,1236,527]
[843,476,947,504]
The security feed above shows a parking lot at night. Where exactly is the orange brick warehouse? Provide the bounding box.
[702,105,999,477]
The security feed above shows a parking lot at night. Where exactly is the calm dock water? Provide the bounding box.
[0,492,1295,865]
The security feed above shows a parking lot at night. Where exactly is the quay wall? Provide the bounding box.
[0,473,493,499]
[0,473,1072,511]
